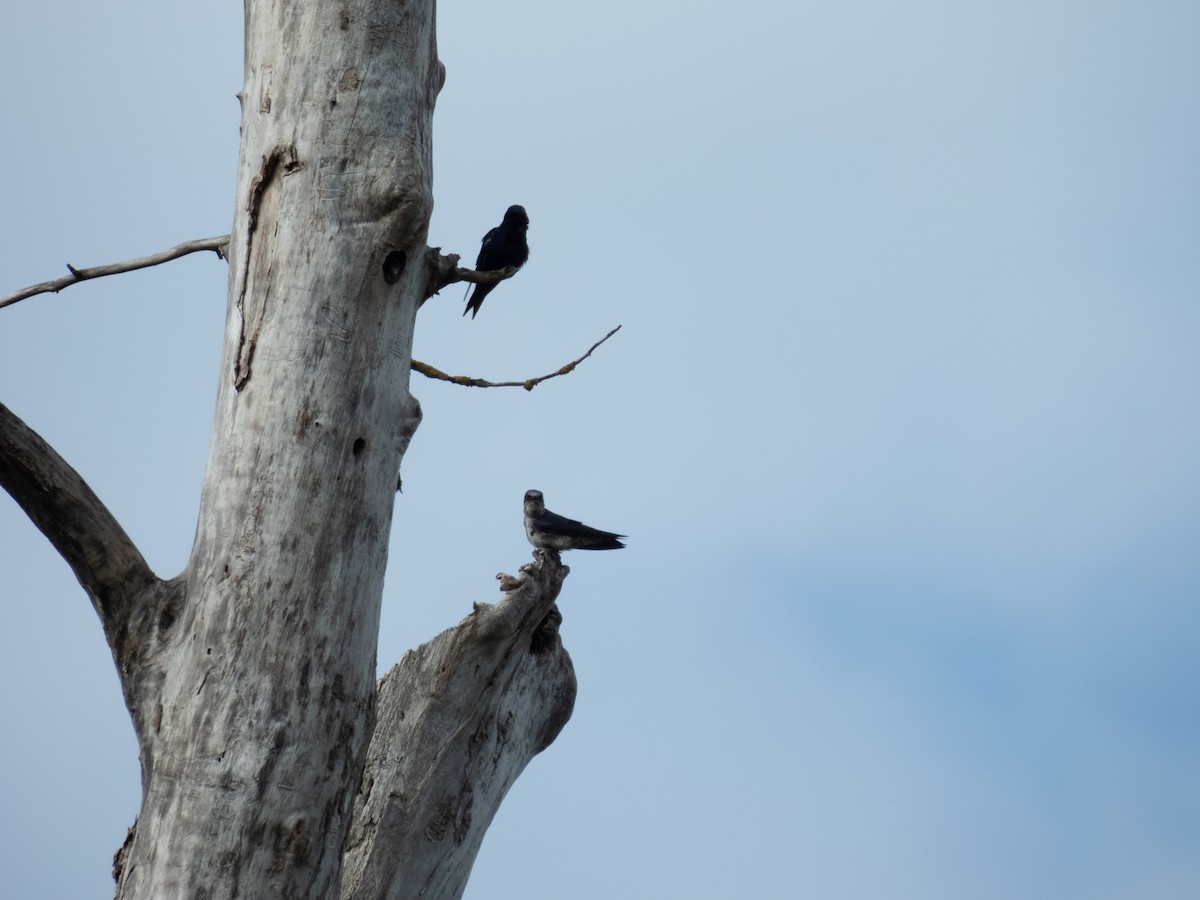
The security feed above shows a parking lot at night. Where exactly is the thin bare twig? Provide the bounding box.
[0,235,230,309]
[412,325,622,391]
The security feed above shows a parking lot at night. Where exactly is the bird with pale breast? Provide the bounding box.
[523,490,626,551]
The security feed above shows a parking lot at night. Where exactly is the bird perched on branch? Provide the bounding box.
[523,490,626,551]
[463,205,530,319]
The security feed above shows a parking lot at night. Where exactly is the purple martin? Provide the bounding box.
[464,205,530,319]
[523,490,626,551]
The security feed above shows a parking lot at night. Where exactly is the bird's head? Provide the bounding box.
[523,489,545,516]
[504,205,529,229]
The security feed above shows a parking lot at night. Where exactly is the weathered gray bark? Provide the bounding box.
[111,1,440,896]
[2,1,579,898]
[342,554,575,900]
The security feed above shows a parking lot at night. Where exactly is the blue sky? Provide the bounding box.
[2,1,1199,897]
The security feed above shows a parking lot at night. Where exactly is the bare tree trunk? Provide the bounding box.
[112,0,440,895]
[1,2,581,897]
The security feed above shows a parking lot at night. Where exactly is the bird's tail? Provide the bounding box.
[581,533,626,550]
[463,290,480,318]
[463,284,491,319]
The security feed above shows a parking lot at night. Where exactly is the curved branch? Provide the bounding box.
[412,325,622,391]
[0,235,230,309]
[0,401,156,634]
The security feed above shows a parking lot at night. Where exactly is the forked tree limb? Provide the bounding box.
[341,550,576,900]
[0,236,230,309]
[0,401,158,639]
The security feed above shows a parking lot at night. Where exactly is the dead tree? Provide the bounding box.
[0,2,580,898]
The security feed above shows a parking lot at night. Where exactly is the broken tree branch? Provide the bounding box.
[411,325,622,391]
[341,550,575,900]
[421,246,522,301]
[0,235,230,309]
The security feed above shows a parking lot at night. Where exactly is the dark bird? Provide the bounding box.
[464,205,530,319]
[523,489,626,551]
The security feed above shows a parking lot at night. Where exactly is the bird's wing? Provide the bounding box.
[475,225,502,269]
[533,509,621,540]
